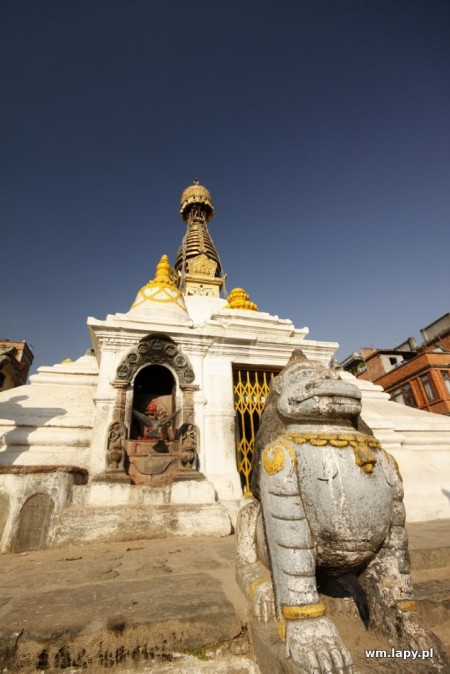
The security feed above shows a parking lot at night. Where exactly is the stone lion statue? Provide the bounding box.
[236,350,447,673]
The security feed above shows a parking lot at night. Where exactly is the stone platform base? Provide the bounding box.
[0,468,235,553]
[50,501,232,546]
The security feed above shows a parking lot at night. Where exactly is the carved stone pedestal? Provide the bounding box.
[172,470,205,482]
[92,470,131,484]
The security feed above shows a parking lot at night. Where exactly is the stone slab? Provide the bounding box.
[50,502,232,546]
[0,536,248,673]
[6,573,238,642]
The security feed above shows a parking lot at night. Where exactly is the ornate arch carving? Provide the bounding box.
[115,333,195,386]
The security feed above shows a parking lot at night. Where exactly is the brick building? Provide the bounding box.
[340,313,450,415]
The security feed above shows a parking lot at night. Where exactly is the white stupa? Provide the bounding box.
[0,180,449,552]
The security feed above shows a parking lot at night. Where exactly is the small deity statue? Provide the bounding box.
[176,422,199,470]
[106,421,126,470]
[236,350,447,673]
[132,400,177,445]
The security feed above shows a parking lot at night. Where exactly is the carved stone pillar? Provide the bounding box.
[180,384,199,425]
[93,381,131,484]
[112,381,128,424]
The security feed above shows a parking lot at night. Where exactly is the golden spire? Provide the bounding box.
[175,179,224,297]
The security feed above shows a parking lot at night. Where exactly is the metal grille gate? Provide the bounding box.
[233,366,280,495]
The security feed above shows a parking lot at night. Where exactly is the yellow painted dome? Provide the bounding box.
[129,254,189,318]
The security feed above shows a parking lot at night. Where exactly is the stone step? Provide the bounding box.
[71,654,260,673]
[0,536,250,673]
[49,502,232,546]
[413,574,450,630]
[408,520,450,657]
[410,546,450,572]
[435,620,450,656]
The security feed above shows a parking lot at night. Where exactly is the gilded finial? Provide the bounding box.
[180,180,214,222]
[150,254,177,288]
[224,288,258,311]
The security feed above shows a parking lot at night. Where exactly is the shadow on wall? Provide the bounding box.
[442,489,450,503]
[0,395,68,464]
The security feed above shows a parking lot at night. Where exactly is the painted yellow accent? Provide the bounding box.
[133,288,184,305]
[263,440,296,476]
[396,600,417,612]
[263,445,284,475]
[282,603,326,620]
[224,288,258,311]
[277,614,286,641]
[60,358,72,364]
[233,367,279,496]
[249,576,269,601]
[286,432,380,473]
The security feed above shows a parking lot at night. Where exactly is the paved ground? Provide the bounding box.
[0,520,449,673]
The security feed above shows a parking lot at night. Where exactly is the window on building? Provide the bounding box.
[441,370,450,395]
[420,374,437,402]
[390,383,417,408]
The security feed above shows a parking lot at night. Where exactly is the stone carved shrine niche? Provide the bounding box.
[130,364,176,443]
[111,334,200,485]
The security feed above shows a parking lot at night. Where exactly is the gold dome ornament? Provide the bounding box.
[180,179,214,223]
[224,288,258,311]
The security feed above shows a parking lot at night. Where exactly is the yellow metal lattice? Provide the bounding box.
[233,367,279,495]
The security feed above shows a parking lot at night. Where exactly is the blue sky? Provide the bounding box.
[2,0,449,374]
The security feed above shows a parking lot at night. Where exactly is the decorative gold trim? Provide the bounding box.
[277,614,286,641]
[133,288,184,305]
[285,432,381,450]
[285,433,380,474]
[282,603,326,620]
[187,253,217,276]
[396,600,417,612]
[262,441,296,476]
